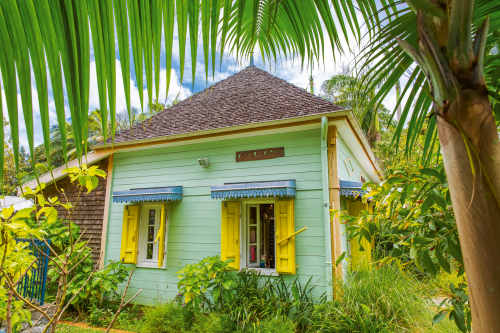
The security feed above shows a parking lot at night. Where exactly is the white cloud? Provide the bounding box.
[89,59,191,114]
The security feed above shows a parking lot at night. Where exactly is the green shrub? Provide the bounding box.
[191,312,236,333]
[85,296,143,332]
[141,301,194,333]
[114,304,144,332]
[226,269,324,330]
[306,265,459,333]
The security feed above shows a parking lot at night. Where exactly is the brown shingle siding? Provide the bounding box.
[108,66,342,144]
[42,158,108,264]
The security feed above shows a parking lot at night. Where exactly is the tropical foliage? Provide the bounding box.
[338,164,471,331]
[0,0,383,182]
[321,67,387,145]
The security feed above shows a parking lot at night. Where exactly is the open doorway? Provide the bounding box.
[246,203,275,269]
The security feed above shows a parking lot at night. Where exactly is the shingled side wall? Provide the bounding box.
[42,158,108,263]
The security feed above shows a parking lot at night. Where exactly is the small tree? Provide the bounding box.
[0,164,139,333]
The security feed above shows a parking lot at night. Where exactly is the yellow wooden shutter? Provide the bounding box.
[276,199,296,274]
[120,205,140,264]
[348,201,373,271]
[221,201,239,270]
[156,203,167,268]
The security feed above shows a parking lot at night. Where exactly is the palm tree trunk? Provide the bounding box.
[398,1,500,331]
[437,91,500,332]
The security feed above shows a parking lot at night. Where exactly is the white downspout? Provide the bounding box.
[320,116,333,301]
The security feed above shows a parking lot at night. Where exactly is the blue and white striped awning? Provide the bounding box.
[340,180,367,198]
[113,186,183,203]
[211,180,296,200]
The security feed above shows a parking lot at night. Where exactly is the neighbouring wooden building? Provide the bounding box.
[21,154,111,264]
[24,67,381,303]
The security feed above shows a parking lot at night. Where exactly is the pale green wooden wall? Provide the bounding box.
[337,135,374,183]
[105,129,328,304]
[104,128,374,304]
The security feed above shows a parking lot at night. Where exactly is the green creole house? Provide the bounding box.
[30,66,382,304]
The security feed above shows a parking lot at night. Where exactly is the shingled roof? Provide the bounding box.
[110,66,343,144]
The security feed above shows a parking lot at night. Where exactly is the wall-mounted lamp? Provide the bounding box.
[198,158,210,168]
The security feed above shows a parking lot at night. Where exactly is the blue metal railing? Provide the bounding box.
[15,238,51,305]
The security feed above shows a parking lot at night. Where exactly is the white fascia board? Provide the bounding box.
[18,151,111,194]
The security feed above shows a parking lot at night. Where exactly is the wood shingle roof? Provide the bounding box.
[110,66,343,144]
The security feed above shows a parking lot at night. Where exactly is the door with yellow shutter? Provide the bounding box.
[221,201,240,269]
[348,201,373,270]
[275,200,295,274]
[120,205,140,264]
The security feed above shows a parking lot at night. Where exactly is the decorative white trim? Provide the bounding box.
[246,268,278,276]
[211,180,296,200]
[113,186,183,203]
[344,158,355,177]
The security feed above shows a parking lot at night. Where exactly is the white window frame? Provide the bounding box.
[240,199,278,276]
[137,203,168,269]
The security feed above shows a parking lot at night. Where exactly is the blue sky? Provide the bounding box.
[5,16,404,151]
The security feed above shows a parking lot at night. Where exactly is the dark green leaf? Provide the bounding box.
[420,195,434,214]
[419,168,441,178]
[335,252,346,267]
[361,228,372,244]
[449,241,464,265]
[435,244,451,274]
[422,250,437,276]
[433,190,447,210]
[433,311,447,324]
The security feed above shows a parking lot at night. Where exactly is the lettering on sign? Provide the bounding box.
[236,147,285,162]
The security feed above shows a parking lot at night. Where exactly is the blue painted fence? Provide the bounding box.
[15,238,51,305]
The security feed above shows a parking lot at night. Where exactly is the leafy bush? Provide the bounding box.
[86,294,143,332]
[176,255,235,310]
[306,265,459,333]
[338,165,470,331]
[190,312,236,333]
[227,269,323,329]
[176,256,324,331]
[140,301,194,333]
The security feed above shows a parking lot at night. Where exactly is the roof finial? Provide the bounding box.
[250,53,254,66]
[309,60,314,95]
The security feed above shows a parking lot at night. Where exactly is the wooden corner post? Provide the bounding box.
[99,153,115,268]
[327,125,342,281]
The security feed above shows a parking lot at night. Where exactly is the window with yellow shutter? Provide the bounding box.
[221,199,297,276]
[214,181,298,275]
[120,203,168,269]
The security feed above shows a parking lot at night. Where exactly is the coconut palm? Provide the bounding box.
[356,3,500,331]
[320,70,385,145]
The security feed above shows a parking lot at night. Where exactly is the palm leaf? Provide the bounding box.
[2,0,373,178]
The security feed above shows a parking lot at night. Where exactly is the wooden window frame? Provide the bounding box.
[137,203,169,269]
[240,199,278,276]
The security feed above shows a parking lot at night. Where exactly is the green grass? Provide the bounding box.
[56,323,108,333]
[305,265,459,333]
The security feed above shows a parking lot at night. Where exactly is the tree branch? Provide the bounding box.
[29,235,64,273]
[27,301,56,333]
[0,267,52,321]
[105,269,142,333]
